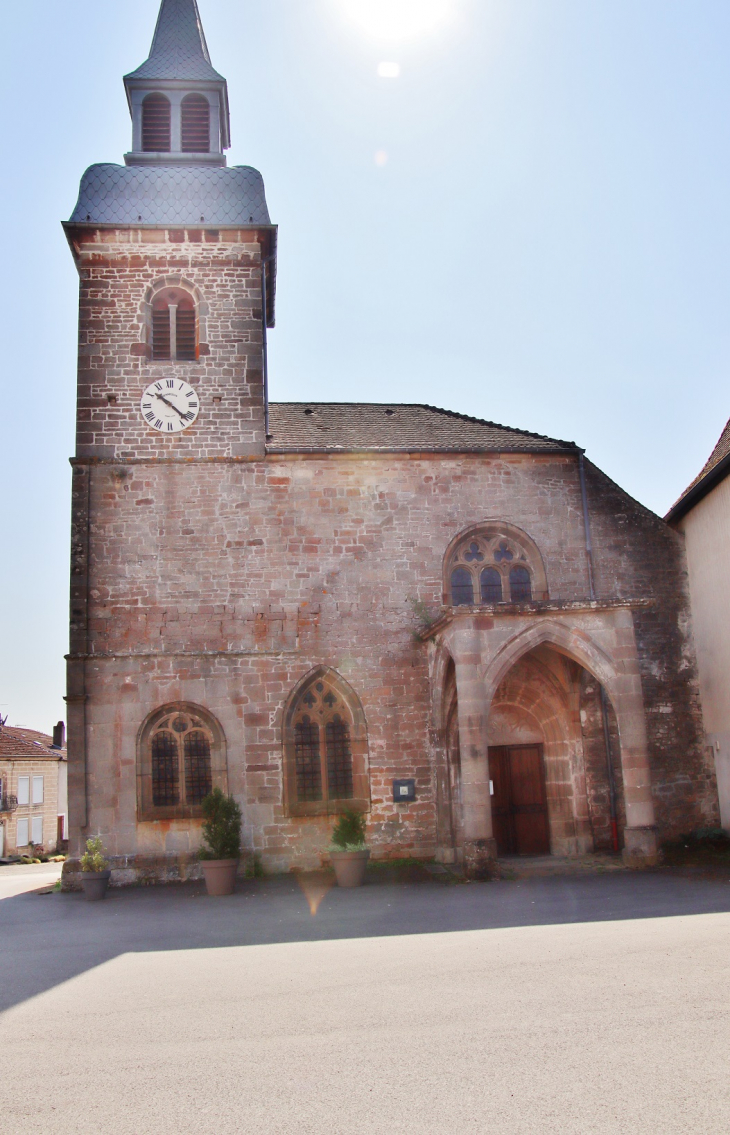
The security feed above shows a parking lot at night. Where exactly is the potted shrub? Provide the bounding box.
[80,836,111,901]
[199,788,242,896]
[329,810,369,887]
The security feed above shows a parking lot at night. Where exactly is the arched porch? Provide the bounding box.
[431,605,658,874]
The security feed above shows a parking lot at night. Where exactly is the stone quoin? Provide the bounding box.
[61,0,719,888]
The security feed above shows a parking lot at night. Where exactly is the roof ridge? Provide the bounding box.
[268,402,578,450]
[417,403,578,448]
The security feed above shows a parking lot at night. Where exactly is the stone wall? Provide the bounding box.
[66,448,718,873]
[67,226,269,461]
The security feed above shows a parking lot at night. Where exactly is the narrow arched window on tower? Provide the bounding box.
[151,290,197,361]
[142,93,171,152]
[509,565,532,602]
[181,94,211,153]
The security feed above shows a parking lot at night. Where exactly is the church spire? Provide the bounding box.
[123,0,230,166]
[127,0,225,83]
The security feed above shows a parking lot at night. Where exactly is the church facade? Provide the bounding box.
[62,0,719,886]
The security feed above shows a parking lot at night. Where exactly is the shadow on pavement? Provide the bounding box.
[2,869,730,1015]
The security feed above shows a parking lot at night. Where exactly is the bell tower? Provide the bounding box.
[124,0,230,167]
[63,0,277,852]
[63,0,276,463]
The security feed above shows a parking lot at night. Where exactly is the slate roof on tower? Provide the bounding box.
[68,164,271,226]
[125,0,225,82]
[266,404,578,453]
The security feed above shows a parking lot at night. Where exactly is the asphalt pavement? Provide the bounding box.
[1,869,729,1133]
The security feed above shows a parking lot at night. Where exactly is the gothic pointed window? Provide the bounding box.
[284,671,370,816]
[152,289,197,361]
[142,93,171,152]
[445,524,548,606]
[138,705,226,820]
[181,94,211,153]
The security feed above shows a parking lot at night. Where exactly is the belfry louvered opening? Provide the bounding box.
[142,93,171,152]
[151,290,197,361]
[181,94,211,153]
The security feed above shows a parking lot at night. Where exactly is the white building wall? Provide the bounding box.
[678,476,730,828]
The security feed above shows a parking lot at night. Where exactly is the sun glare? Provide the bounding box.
[338,0,454,42]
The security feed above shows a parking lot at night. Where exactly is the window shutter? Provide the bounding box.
[181,95,210,153]
[142,93,171,152]
[152,308,171,360]
[175,309,196,361]
[16,818,29,847]
[17,776,30,806]
[31,816,43,845]
[32,775,44,804]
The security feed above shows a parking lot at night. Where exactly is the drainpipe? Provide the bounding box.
[260,252,275,442]
[578,453,619,853]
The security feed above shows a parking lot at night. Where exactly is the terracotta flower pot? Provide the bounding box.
[201,859,238,896]
[330,849,370,888]
[80,869,111,901]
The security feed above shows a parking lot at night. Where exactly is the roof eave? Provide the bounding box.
[665,450,730,523]
[264,445,580,456]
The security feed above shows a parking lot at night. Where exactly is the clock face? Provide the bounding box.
[140,379,200,433]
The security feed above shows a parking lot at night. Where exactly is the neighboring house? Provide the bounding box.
[61,0,720,886]
[0,723,67,858]
[666,419,730,829]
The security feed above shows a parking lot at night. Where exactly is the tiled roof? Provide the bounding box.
[68,164,271,226]
[0,727,65,760]
[266,403,578,453]
[665,416,730,522]
[125,0,225,83]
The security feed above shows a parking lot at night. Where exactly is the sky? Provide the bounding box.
[1,0,729,732]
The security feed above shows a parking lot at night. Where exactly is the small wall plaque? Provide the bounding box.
[393,778,416,802]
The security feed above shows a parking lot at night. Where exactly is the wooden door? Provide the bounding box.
[488,745,550,856]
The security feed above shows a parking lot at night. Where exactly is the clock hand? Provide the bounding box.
[155,392,186,419]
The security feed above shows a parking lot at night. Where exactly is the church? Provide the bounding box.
[62,0,719,886]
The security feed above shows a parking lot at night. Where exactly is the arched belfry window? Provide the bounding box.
[142,93,171,153]
[284,670,370,817]
[444,524,548,607]
[137,704,227,820]
[181,94,211,153]
[152,288,197,361]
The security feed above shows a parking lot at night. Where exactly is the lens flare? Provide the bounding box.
[339,0,454,42]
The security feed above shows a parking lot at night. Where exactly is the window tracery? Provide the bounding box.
[137,704,226,820]
[445,524,547,606]
[284,670,369,817]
